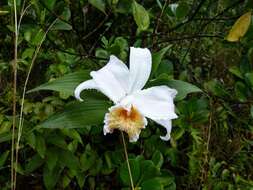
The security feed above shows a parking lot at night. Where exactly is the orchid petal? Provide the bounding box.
[105,55,129,91]
[90,55,129,103]
[128,47,152,93]
[154,119,172,141]
[121,85,177,120]
[74,79,98,101]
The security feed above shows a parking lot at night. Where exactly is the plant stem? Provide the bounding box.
[14,19,57,188]
[121,132,135,190]
[11,0,18,189]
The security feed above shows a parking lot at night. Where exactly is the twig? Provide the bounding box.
[150,0,243,38]
[45,35,107,60]
[203,0,244,26]
[121,132,134,190]
[152,34,223,47]
[82,15,109,41]
[88,21,113,55]
[168,0,207,32]
[17,3,31,32]
[38,0,71,25]
[152,0,169,47]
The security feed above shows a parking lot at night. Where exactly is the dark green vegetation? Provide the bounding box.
[0,0,253,189]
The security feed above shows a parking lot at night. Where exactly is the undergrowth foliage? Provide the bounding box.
[0,0,253,189]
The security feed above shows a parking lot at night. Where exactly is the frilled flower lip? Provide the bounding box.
[74,47,178,142]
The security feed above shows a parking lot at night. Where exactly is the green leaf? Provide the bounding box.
[235,81,247,102]
[31,29,45,46]
[36,135,46,158]
[0,150,9,167]
[229,66,243,79]
[58,149,80,171]
[44,0,56,10]
[152,45,172,77]
[204,80,229,97]
[80,144,97,172]
[175,3,189,19]
[26,132,36,149]
[52,20,72,31]
[132,1,150,31]
[245,72,253,87]
[149,77,202,101]
[167,80,202,101]
[28,71,90,96]
[88,0,106,14]
[43,166,62,190]
[0,121,11,134]
[140,160,160,181]
[46,148,58,171]
[120,158,141,186]
[40,100,111,129]
[47,135,68,149]
[152,150,164,168]
[61,129,83,145]
[22,48,35,59]
[141,178,163,190]
[155,175,175,188]
[62,175,71,188]
[0,132,12,143]
[25,154,44,173]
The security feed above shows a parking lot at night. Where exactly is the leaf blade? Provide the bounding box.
[227,12,251,42]
[132,1,150,31]
[28,70,90,96]
[40,100,111,129]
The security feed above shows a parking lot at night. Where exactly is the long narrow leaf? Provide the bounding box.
[40,100,111,129]
[28,70,90,96]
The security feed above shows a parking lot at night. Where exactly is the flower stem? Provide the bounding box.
[121,132,135,190]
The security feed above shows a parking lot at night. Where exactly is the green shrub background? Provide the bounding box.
[0,0,253,189]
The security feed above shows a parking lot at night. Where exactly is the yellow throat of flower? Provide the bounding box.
[104,106,147,142]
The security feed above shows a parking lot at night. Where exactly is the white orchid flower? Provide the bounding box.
[74,47,178,142]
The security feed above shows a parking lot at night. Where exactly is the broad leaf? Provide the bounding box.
[152,45,172,77]
[40,100,111,129]
[141,178,163,190]
[28,70,90,96]
[132,1,150,31]
[167,80,202,100]
[149,78,202,101]
[227,12,251,42]
[88,0,106,14]
[120,158,141,186]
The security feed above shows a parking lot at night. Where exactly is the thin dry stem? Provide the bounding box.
[11,0,18,189]
[14,19,58,187]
